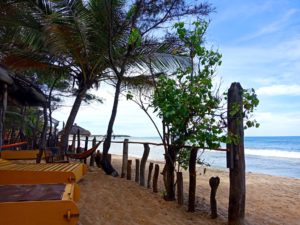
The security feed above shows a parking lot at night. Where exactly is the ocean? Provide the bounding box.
[79,136,300,179]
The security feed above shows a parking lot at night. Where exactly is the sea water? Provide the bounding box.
[79,136,300,179]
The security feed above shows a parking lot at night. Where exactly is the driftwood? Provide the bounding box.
[209,176,220,219]
[153,164,159,193]
[147,162,154,188]
[139,144,150,186]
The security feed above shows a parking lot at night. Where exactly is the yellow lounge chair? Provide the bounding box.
[0,183,80,225]
[0,159,87,184]
[0,149,43,160]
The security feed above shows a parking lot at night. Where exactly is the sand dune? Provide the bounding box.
[77,156,300,225]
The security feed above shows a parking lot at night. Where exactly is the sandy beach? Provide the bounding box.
[77,155,300,225]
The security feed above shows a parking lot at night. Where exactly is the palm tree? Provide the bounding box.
[99,0,213,176]
[0,0,116,152]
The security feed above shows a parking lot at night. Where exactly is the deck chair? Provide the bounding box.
[0,159,87,184]
[0,183,80,225]
[0,149,43,160]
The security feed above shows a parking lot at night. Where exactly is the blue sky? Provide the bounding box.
[53,0,300,137]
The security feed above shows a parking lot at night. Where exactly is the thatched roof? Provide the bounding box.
[59,124,91,136]
[0,65,46,107]
[0,65,13,84]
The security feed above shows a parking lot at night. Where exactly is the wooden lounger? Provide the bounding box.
[0,149,43,160]
[0,159,87,184]
[0,183,80,225]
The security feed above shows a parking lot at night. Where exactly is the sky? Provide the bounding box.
[53,0,300,137]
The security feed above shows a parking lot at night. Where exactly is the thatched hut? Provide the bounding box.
[0,65,47,148]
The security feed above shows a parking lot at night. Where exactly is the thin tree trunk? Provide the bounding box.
[37,104,48,163]
[60,86,87,154]
[0,84,8,149]
[101,78,122,176]
[164,146,176,201]
[188,147,198,212]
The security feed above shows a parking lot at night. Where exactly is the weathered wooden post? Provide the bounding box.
[209,176,220,219]
[177,172,184,205]
[135,159,140,183]
[71,134,76,152]
[89,136,96,166]
[188,147,198,212]
[127,160,132,180]
[76,129,81,153]
[153,164,159,193]
[121,139,129,178]
[84,136,88,164]
[139,144,150,186]
[147,162,154,188]
[227,82,245,225]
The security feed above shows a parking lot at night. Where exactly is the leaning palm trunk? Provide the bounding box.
[60,86,88,154]
[101,79,122,176]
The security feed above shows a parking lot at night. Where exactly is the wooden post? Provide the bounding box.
[188,147,198,212]
[89,137,96,166]
[127,160,132,180]
[139,144,150,186]
[177,172,184,205]
[153,164,159,193]
[209,176,220,219]
[227,82,245,225]
[135,159,140,183]
[147,162,154,188]
[84,136,88,164]
[71,134,76,152]
[76,129,80,153]
[121,139,129,178]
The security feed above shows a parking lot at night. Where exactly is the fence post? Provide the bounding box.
[147,162,154,188]
[227,82,245,225]
[153,164,159,193]
[121,139,129,178]
[177,171,184,205]
[76,129,80,153]
[84,136,88,164]
[188,147,198,212]
[127,160,132,180]
[209,176,220,219]
[139,143,150,186]
[89,136,96,166]
[135,159,140,183]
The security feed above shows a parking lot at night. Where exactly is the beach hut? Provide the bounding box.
[59,123,91,136]
[0,65,47,148]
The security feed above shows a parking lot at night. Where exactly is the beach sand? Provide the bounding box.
[78,156,300,225]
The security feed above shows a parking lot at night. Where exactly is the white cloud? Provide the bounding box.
[246,112,300,136]
[239,8,299,41]
[257,84,300,96]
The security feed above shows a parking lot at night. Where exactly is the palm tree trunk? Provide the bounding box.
[0,84,8,149]
[60,86,87,154]
[101,78,122,176]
